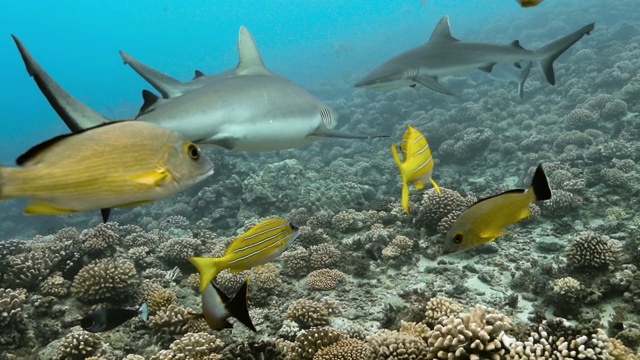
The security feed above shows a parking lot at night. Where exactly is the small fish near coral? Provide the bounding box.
[81,303,148,333]
[391,124,441,214]
[189,217,300,292]
[517,0,544,7]
[444,164,551,253]
[0,121,214,216]
[192,278,256,332]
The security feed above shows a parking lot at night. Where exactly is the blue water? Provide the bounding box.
[0,0,526,163]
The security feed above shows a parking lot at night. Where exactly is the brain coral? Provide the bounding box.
[71,258,138,303]
[564,231,620,268]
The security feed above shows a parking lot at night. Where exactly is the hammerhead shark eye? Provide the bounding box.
[319,108,333,127]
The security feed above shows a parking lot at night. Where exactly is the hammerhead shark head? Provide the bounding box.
[355,16,595,95]
[12,26,386,152]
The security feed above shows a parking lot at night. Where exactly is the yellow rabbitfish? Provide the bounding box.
[0,121,213,215]
[189,217,299,292]
[444,164,551,253]
[391,125,441,214]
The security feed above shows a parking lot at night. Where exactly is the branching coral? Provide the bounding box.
[423,296,464,327]
[313,338,371,360]
[285,299,340,329]
[149,332,224,360]
[288,327,344,360]
[424,305,513,359]
[54,327,103,360]
[306,269,345,290]
[367,329,429,360]
[71,258,138,303]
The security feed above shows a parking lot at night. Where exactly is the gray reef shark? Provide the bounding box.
[485,61,533,99]
[12,26,386,152]
[355,16,595,95]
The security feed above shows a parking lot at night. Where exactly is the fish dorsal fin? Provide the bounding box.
[511,40,525,50]
[236,26,269,75]
[212,281,231,303]
[193,70,205,79]
[471,189,525,207]
[138,90,160,116]
[16,121,125,166]
[226,278,257,332]
[428,16,459,43]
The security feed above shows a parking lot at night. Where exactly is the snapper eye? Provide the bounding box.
[187,144,200,160]
[453,233,463,244]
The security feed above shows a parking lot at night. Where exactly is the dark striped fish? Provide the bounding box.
[189,217,299,292]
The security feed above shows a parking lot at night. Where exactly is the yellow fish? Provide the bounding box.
[444,164,551,253]
[189,217,299,292]
[391,125,441,214]
[516,0,544,7]
[0,121,213,215]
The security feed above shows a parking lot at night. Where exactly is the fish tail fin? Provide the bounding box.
[138,303,149,321]
[189,257,222,292]
[430,178,442,194]
[530,164,552,201]
[391,143,410,214]
[518,61,533,99]
[226,277,257,332]
[535,23,595,85]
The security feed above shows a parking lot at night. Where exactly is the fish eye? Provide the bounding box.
[453,233,463,244]
[187,144,200,160]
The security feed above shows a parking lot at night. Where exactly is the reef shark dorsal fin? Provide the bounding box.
[138,90,161,116]
[235,26,270,76]
[193,70,206,79]
[428,16,459,43]
[510,40,525,50]
[119,50,185,99]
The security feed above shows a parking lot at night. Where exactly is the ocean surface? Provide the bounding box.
[0,0,639,358]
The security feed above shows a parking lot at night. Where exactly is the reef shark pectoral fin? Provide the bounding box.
[209,135,238,151]
[11,35,110,132]
[310,127,390,139]
[518,61,533,99]
[119,50,187,99]
[415,76,455,95]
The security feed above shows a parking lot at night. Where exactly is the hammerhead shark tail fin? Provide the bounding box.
[11,35,110,132]
[535,23,595,85]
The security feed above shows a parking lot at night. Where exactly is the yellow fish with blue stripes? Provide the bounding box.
[189,217,299,292]
[391,125,441,214]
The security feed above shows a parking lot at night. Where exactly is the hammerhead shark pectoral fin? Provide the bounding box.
[415,76,455,96]
[310,128,390,139]
[11,35,110,132]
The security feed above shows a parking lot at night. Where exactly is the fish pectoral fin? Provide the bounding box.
[413,180,427,190]
[24,203,77,215]
[479,63,496,73]
[430,178,442,194]
[211,135,237,151]
[415,76,455,96]
[130,168,169,186]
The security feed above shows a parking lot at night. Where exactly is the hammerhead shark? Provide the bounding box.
[12,26,386,152]
[355,16,595,95]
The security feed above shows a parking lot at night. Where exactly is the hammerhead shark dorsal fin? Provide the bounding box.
[235,26,270,76]
[119,50,185,99]
[138,90,160,116]
[428,16,459,43]
[11,35,110,132]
